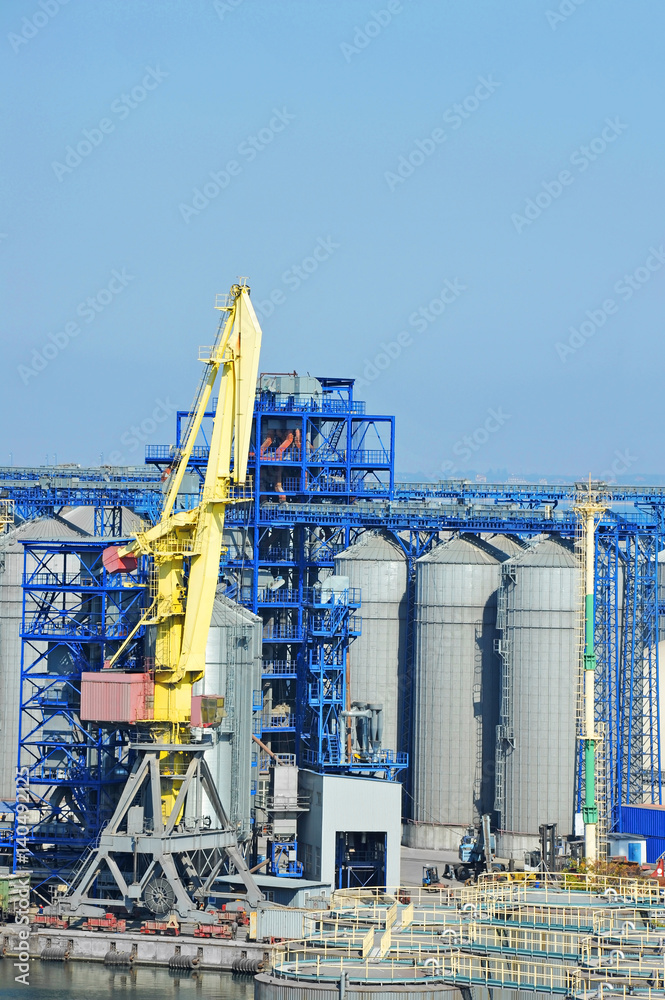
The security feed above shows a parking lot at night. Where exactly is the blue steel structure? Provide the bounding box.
[13,538,150,890]
[1,377,663,883]
[0,466,162,526]
[145,377,406,780]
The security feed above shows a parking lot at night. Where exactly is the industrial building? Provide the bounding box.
[1,343,664,905]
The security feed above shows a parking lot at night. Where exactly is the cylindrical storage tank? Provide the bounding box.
[334,533,407,755]
[496,536,580,856]
[406,536,503,850]
[192,591,262,843]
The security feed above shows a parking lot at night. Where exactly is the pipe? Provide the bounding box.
[251,734,283,764]
[260,434,274,457]
[369,704,384,748]
[248,857,270,874]
[275,431,295,460]
[345,652,352,764]
[583,506,598,862]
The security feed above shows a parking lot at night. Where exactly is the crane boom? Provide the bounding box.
[103,279,262,731]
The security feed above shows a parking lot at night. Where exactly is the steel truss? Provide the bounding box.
[6,380,665,881]
[12,539,150,886]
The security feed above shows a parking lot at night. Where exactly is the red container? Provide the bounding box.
[102,545,138,573]
[80,672,154,723]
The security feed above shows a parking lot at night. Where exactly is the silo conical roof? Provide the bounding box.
[483,534,526,560]
[418,535,500,565]
[210,590,262,627]
[1,516,89,549]
[510,536,578,569]
[61,505,145,536]
[336,532,406,561]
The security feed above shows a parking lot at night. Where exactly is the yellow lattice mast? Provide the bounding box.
[104,280,262,751]
[0,499,14,533]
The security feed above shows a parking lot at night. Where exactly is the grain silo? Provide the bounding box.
[334,532,407,755]
[495,536,580,856]
[406,536,504,850]
[192,591,262,844]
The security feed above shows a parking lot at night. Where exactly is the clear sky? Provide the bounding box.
[1,0,663,481]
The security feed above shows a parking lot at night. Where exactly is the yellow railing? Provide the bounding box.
[273,950,448,983]
[378,926,392,958]
[385,902,398,929]
[0,499,14,532]
[593,907,665,933]
[462,873,663,906]
[465,920,583,957]
[439,950,575,992]
[571,984,665,1000]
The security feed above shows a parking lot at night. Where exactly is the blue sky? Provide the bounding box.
[1,0,663,480]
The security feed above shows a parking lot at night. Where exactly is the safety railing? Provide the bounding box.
[581,928,665,963]
[349,449,391,465]
[23,572,99,587]
[570,983,665,1000]
[258,713,295,731]
[593,907,665,934]
[262,624,304,640]
[578,952,665,983]
[385,901,399,929]
[261,660,298,676]
[272,949,449,984]
[465,871,665,905]
[254,395,366,416]
[464,920,583,960]
[485,900,637,931]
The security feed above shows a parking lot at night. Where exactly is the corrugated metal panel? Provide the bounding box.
[498,536,580,841]
[61,505,145,535]
[334,533,407,754]
[193,590,262,843]
[255,906,311,941]
[621,804,665,838]
[80,672,153,722]
[410,536,505,843]
[255,977,457,1000]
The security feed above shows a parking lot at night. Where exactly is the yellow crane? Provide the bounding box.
[105,278,261,733]
[60,280,265,920]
